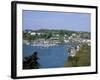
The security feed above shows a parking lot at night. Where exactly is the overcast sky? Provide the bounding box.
[22,10,91,32]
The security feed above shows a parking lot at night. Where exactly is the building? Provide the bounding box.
[68,47,76,57]
[30,32,36,35]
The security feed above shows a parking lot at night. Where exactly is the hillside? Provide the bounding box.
[64,44,91,67]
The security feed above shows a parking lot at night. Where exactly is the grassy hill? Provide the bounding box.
[64,44,91,67]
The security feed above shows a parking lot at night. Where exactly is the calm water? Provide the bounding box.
[23,44,70,68]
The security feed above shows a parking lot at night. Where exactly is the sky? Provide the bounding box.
[22,10,91,32]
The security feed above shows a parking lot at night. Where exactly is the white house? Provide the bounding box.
[30,32,36,35]
[37,32,41,35]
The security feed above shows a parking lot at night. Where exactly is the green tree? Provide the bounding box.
[23,52,40,69]
[59,30,65,36]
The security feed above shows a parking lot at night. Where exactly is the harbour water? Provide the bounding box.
[23,43,70,68]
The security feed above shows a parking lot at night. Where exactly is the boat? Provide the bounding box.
[31,43,57,48]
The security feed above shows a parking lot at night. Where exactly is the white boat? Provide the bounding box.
[31,43,57,48]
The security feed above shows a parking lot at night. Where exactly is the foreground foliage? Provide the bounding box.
[23,52,40,69]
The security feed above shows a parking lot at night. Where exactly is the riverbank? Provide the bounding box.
[64,43,91,67]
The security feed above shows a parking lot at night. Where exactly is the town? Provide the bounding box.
[23,29,91,47]
[23,29,91,67]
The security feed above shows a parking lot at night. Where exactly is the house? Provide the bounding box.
[30,32,36,35]
[37,32,41,35]
[68,47,76,57]
[30,32,41,36]
[50,37,60,44]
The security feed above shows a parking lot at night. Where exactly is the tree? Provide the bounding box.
[45,32,52,39]
[59,30,65,36]
[23,52,40,69]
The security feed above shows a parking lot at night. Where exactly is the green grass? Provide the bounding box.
[64,44,91,67]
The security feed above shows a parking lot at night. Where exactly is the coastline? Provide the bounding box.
[64,44,91,67]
